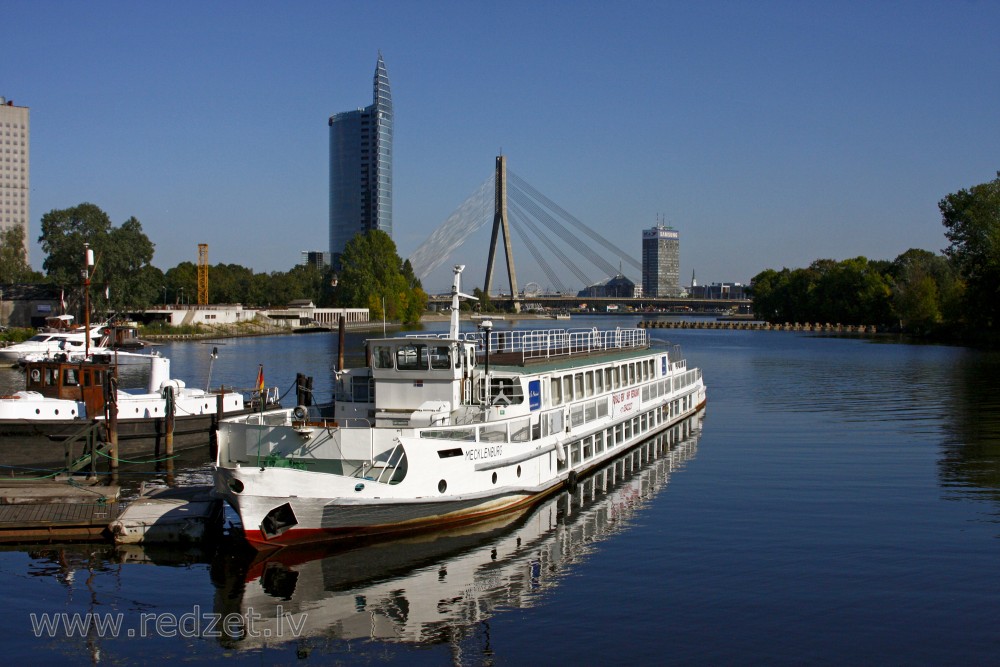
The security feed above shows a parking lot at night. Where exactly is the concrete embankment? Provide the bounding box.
[639,320,881,333]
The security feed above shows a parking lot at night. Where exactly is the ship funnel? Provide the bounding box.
[148,355,171,392]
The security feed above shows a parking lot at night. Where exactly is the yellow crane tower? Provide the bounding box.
[197,244,209,305]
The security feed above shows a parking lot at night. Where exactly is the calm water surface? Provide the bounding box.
[3,317,1000,665]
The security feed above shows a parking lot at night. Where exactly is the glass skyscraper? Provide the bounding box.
[642,223,681,297]
[328,54,393,266]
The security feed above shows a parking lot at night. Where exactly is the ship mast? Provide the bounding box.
[449,264,477,339]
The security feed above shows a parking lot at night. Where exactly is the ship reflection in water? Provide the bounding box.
[211,411,703,649]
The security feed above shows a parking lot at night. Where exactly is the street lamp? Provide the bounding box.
[162,285,167,307]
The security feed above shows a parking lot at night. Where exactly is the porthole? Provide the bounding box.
[35,409,40,415]
[438,479,447,493]
[492,472,498,485]
[516,465,521,478]
[54,409,59,415]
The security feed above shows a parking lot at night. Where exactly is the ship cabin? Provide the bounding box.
[23,355,115,417]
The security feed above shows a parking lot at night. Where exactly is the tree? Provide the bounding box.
[890,249,959,333]
[337,230,426,325]
[38,203,159,312]
[0,224,42,283]
[940,172,1000,329]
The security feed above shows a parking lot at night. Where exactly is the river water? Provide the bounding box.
[2,317,999,665]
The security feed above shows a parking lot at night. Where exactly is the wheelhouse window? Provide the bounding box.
[396,344,428,371]
[430,345,451,370]
[372,346,393,369]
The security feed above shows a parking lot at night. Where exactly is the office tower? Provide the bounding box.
[642,223,681,298]
[328,54,393,266]
[300,250,331,270]
[0,97,29,260]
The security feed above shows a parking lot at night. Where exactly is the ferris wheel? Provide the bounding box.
[522,282,541,297]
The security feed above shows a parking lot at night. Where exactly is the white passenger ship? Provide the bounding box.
[213,265,707,550]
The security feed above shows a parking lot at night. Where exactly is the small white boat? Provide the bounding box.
[0,325,106,363]
[0,319,157,365]
[214,265,707,550]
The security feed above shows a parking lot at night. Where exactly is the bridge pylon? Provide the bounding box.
[483,155,520,312]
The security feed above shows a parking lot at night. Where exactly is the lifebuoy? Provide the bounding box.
[30,369,41,382]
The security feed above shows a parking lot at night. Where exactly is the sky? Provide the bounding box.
[6,0,999,294]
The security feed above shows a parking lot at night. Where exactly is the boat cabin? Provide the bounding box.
[23,356,115,417]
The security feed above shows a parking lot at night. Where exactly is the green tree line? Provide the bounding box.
[750,172,1000,336]
[0,203,426,325]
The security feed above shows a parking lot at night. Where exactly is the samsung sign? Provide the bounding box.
[528,380,541,411]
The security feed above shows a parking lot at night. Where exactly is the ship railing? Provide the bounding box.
[413,327,649,362]
[354,438,406,484]
[502,327,648,361]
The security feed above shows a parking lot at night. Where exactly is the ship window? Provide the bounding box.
[511,418,530,442]
[585,401,596,422]
[430,346,451,369]
[63,369,79,386]
[550,377,562,405]
[547,410,564,434]
[585,372,594,397]
[605,368,614,389]
[373,346,393,368]
[570,443,581,465]
[595,430,605,453]
[396,344,427,371]
[45,368,59,385]
[495,378,523,404]
[574,373,583,397]
[562,376,573,401]
[583,436,594,459]
[595,371,604,393]
[480,423,507,442]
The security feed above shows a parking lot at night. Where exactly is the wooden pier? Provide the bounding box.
[0,478,123,543]
[0,479,223,545]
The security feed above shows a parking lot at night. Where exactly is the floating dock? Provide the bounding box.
[109,484,222,545]
[0,478,123,543]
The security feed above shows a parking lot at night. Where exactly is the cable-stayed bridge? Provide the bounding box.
[408,156,749,312]
[407,156,640,297]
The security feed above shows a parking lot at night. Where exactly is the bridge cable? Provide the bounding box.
[508,199,589,288]
[507,207,570,292]
[407,175,494,281]
[508,186,622,280]
[508,169,642,272]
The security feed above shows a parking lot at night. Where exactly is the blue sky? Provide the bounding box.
[7,0,999,293]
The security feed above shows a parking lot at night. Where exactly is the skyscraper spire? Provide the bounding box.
[329,55,394,266]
